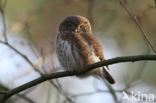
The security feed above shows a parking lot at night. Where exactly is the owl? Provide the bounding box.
[56,15,115,84]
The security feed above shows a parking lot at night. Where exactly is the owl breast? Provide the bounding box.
[56,35,84,71]
[56,32,102,76]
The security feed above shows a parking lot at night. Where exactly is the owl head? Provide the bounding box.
[58,15,92,33]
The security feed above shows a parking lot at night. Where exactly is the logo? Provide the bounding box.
[121,91,155,102]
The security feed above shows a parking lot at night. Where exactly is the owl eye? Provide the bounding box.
[67,23,74,29]
[79,24,88,32]
[80,25,85,29]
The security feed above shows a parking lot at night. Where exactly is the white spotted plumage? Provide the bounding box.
[56,34,83,71]
[56,32,102,74]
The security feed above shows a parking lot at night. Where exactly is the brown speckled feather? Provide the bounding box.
[79,32,105,61]
[56,15,115,84]
[79,32,115,84]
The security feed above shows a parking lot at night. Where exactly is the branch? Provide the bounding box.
[119,0,156,53]
[0,55,156,102]
[0,20,74,103]
[0,41,42,73]
[24,25,73,103]
[0,1,7,43]
[0,84,35,103]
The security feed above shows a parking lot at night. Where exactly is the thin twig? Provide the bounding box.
[0,4,73,102]
[87,0,94,25]
[0,4,42,74]
[0,41,42,74]
[54,79,74,103]
[0,84,35,103]
[104,82,118,102]
[15,94,35,103]
[50,80,73,103]
[71,89,122,98]
[24,25,73,103]
[1,0,7,9]
[24,25,42,58]
[125,43,151,88]
[0,7,7,42]
[0,54,156,102]
[119,0,156,53]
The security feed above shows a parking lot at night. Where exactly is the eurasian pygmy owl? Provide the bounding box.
[56,15,115,84]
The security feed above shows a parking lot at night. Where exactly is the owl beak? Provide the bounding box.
[78,24,81,30]
[76,24,82,32]
[74,25,80,33]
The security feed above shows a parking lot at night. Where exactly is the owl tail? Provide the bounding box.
[102,67,115,84]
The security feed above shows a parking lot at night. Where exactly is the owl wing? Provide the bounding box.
[79,32,105,61]
[80,32,111,69]
[80,32,115,84]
